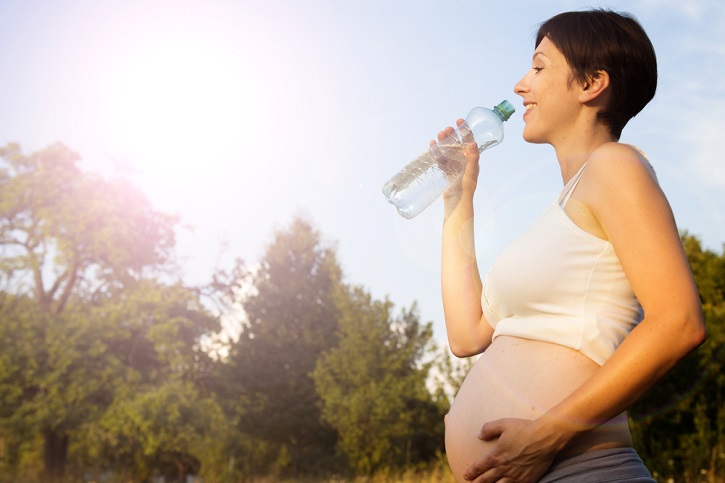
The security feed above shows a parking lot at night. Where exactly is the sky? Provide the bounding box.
[1,0,723,349]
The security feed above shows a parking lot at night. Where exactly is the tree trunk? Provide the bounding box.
[43,428,69,481]
[176,457,185,483]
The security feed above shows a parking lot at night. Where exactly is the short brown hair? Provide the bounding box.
[536,9,657,140]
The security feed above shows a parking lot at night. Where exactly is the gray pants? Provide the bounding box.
[539,447,655,482]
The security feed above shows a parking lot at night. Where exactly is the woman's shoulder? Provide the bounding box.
[586,142,658,186]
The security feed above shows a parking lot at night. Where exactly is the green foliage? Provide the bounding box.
[0,280,223,481]
[0,293,124,480]
[0,144,220,481]
[313,287,445,474]
[216,217,343,476]
[215,217,447,479]
[97,381,226,482]
[631,234,725,481]
[0,143,177,313]
[93,279,219,385]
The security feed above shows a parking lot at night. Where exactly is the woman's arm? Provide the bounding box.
[540,143,706,434]
[463,143,706,482]
[439,122,495,357]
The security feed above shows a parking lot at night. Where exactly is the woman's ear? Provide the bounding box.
[579,70,610,103]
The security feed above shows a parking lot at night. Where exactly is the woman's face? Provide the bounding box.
[514,36,582,145]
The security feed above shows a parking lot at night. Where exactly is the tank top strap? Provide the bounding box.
[559,163,588,207]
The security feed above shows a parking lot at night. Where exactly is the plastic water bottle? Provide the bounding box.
[382,100,515,219]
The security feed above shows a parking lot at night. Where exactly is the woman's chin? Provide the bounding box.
[521,127,549,145]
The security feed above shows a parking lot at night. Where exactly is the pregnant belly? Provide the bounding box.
[445,336,632,482]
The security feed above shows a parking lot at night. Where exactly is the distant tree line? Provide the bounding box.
[0,144,722,482]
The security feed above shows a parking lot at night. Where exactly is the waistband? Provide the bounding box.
[539,447,655,482]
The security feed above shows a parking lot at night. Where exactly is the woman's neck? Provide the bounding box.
[552,124,616,184]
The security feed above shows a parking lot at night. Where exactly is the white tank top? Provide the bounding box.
[481,163,643,365]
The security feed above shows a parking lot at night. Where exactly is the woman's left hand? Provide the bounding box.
[463,417,563,482]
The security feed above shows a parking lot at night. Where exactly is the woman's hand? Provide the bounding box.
[436,119,481,218]
[463,417,564,482]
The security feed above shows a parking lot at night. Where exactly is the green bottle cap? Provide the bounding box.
[493,100,516,121]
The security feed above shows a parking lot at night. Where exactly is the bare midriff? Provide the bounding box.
[445,335,632,482]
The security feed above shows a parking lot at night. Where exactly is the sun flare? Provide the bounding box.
[101,32,261,180]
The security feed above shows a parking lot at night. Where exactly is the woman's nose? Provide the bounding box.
[514,73,529,97]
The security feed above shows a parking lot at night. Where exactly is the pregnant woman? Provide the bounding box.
[440,9,705,482]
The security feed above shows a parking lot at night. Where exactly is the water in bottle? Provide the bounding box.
[382,100,515,219]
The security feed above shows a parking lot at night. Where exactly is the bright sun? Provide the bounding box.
[101,30,260,181]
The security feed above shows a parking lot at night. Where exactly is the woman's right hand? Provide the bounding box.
[437,119,481,215]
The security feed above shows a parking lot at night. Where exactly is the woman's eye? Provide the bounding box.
[532,67,543,73]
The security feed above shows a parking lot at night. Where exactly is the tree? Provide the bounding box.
[313,287,445,474]
[216,216,343,476]
[0,143,177,313]
[81,279,222,481]
[97,380,226,483]
[0,143,187,479]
